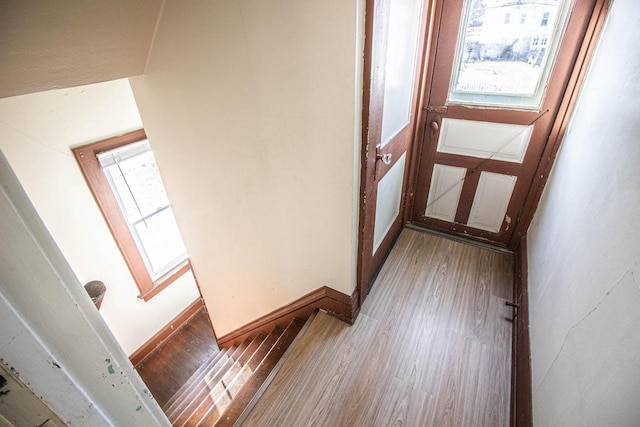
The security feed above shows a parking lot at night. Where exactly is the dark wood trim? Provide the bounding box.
[138,259,190,302]
[216,318,307,427]
[509,0,612,249]
[130,298,204,367]
[411,0,605,249]
[217,286,359,348]
[404,0,440,225]
[357,0,433,309]
[233,311,319,426]
[73,129,192,300]
[73,130,154,294]
[511,235,532,427]
[356,0,380,308]
[324,286,360,325]
[453,170,481,225]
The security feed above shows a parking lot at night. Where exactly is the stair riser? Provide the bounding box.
[214,318,305,426]
[162,350,225,412]
[163,317,308,427]
[168,357,235,424]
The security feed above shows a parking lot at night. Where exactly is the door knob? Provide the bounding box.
[377,153,392,165]
[431,121,439,132]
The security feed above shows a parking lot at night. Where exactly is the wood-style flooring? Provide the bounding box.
[243,228,514,426]
[135,309,218,408]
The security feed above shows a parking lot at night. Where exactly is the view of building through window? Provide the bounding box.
[452,0,565,99]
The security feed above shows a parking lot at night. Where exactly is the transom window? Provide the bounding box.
[73,130,190,301]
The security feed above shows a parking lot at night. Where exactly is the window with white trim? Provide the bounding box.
[74,130,190,301]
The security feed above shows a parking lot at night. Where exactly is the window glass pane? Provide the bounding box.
[449,0,571,109]
[380,0,424,147]
[134,208,187,278]
[103,151,170,222]
[102,145,187,279]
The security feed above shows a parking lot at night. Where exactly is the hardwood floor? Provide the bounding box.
[135,309,218,408]
[243,228,514,426]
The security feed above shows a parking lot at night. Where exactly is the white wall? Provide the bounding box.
[0,150,169,425]
[0,79,200,355]
[130,0,363,336]
[527,1,640,425]
[0,0,161,98]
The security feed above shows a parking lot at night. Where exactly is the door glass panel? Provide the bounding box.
[380,0,423,147]
[373,153,406,254]
[449,0,572,109]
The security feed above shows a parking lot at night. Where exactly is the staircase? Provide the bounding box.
[162,317,307,426]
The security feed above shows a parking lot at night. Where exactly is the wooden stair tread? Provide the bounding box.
[234,333,267,366]
[229,338,251,361]
[213,317,306,427]
[163,336,245,419]
[167,353,236,423]
[182,327,285,426]
[162,348,224,412]
[167,357,235,425]
[164,344,237,415]
[163,317,309,427]
[190,326,286,426]
[181,353,251,423]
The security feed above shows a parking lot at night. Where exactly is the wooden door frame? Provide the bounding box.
[509,1,612,426]
[507,0,612,250]
[403,0,612,252]
[356,0,437,307]
[358,0,612,424]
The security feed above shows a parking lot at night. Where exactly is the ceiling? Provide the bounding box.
[0,0,162,99]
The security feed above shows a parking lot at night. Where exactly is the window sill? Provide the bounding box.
[138,260,191,302]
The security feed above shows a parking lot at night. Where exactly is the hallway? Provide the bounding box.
[243,228,513,426]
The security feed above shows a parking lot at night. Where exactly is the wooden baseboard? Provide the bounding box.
[511,236,532,427]
[130,298,204,367]
[217,286,360,348]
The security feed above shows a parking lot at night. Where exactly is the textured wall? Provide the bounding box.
[0,151,169,425]
[527,1,640,424]
[0,79,200,354]
[130,0,363,336]
[0,0,161,98]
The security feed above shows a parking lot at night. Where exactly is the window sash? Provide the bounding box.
[73,129,190,301]
[102,161,187,280]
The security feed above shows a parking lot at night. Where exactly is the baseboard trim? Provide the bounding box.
[217,286,359,348]
[406,223,513,255]
[130,298,204,367]
[511,236,532,427]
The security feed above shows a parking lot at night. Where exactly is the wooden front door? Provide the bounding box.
[411,0,597,247]
[357,0,429,301]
